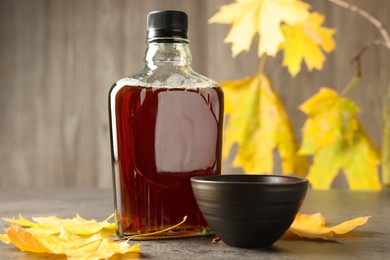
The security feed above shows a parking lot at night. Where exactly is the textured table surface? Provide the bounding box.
[0,188,389,259]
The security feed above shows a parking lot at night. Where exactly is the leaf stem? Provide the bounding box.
[341,73,361,96]
[115,216,188,241]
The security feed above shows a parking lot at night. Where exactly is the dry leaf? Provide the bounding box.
[5,223,52,253]
[209,0,310,57]
[2,214,37,227]
[0,233,11,244]
[3,213,116,235]
[284,213,371,239]
[1,214,139,259]
[299,88,381,190]
[222,75,309,175]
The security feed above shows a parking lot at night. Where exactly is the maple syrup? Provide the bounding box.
[109,83,223,235]
[109,10,224,236]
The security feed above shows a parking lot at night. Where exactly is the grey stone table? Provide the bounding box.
[0,188,389,259]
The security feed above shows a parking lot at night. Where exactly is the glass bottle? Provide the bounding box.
[108,10,224,236]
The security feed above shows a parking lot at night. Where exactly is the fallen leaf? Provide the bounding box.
[0,233,11,244]
[222,75,309,175]
[5,223,52,253]
[33,214,115,235]
[2,214,38,227]
[60,229,140,260]
[3,213,115,236]
[285,213,371,239]
[209,0,310,57]
[1,214,140,259]
[299,88,381,190]
[281,12,336,77]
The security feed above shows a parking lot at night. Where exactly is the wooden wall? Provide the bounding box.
[1,0,389,188]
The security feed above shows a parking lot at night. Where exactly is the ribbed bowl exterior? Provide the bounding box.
[191,175,308,248]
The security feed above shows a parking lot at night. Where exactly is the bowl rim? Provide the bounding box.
[191,174,309,185]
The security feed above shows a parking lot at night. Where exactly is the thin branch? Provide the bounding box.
[328,0,390,77]
[350,39,388,76]
[327,0,390,49]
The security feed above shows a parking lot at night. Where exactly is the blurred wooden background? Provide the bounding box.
[1,0,389,188]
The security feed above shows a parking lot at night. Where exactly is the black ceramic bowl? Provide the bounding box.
[191,174,308,248]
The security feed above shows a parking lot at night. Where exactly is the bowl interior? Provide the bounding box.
[191,174,308,185]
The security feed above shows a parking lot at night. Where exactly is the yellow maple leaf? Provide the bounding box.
[284,213,371,240]
[299,88,360,153]
[59,229,140,260]
[209,0,310,57]
[222,75,309,175]
[281,12,336,77]
[5,223,52,253]
[0,233,11,244]
[5,224,139,259]
[3,213,115,236]
[299,88,381,190]
[2,214,37,227]
[1,214,140,259]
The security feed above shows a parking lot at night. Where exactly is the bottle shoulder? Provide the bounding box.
[112,67,220,91]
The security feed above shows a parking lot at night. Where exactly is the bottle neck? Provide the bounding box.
[144,39,192,70]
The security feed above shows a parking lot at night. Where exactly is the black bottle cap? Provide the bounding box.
[147,10,188,40]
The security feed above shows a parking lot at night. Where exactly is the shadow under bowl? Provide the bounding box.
[191,174,309,248]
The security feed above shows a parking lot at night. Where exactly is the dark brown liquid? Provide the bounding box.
[109,84,224,235]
